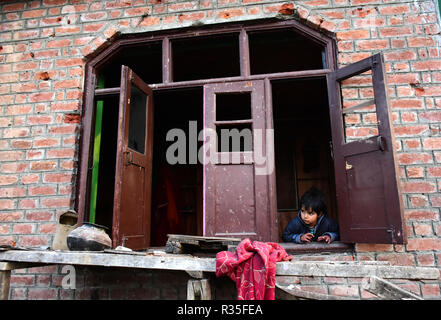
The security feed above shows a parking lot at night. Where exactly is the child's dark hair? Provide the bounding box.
[300,187,327,215]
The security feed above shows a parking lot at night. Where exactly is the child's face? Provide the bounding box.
[300,206,320,227]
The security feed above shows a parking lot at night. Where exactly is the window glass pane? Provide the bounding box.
[340,71,379,143]
[248,29,325,75]
[216,93,251,121]
[128,84,147,153]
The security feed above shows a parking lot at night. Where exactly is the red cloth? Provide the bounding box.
[216,238,292,300]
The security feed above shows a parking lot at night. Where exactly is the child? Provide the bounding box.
[282,187,339,244]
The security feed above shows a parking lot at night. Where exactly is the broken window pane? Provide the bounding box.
[341,71,379,143]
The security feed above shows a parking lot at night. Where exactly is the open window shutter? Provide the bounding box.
[327,53,406,244]
[113,65,154,250]
[203,80,272,241]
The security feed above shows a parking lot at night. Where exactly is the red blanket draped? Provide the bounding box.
[216,238,292,300]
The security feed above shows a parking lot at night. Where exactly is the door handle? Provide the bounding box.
[377,136,385,151]
[125,151,133,166]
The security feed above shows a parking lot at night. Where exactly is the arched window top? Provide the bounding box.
[87,19,336,87]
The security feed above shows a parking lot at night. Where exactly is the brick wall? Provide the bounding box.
[1,0,441,299]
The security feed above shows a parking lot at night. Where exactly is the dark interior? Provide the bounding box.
[248,28,325,74]
[171,34,240,82]
[272,78,337,241]
[150,87,204,246]
[100,41,163,87]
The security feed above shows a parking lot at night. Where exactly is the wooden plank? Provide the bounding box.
[0,250,216,273]
[0,250,439,280]
[365,276,423,300]
[166,235,241,254]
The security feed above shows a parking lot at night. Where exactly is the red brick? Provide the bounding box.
[0,151,23,161]
[405,210,439,221]
[427,167,441,177]
[13,223,33,234]
[409,195,428,207]
[47,39,72,48]
[377,253,415,266]
[10,275,35,286]
[378,5,410,15]
[0,175,19,186]
[26,211,52,221]
[379,26,412,37]
[47,148,75,158]
[356,39,389,50]
[39,223,57,234]
[29,186,57,196]
[356,244,394,252]
[423,138,441,150]
[30,161,57,171]
[48,125,78,135]
[407,167,424,178]
[28,288,58,300]
[33,138,59,148]
[43,173,73,183]
[3,3,26,11]
[394,125,428,136]
[414,223,434,236]
[422,284,440,297]
[19,199,36,209]
[329,285,359,297]
[407,238,441,251]
[412,60,441,71]
[402,181,437,193]
[337,29,370,40]
[22,9,47,19]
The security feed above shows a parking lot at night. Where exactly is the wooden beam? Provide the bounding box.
[275,261,439,280]
[0,262,45,271]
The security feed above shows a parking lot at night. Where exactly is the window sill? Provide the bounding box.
[280,241,354,255]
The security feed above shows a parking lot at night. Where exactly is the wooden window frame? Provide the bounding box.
[77,19,378,251]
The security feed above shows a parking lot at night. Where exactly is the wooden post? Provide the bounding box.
[0,270,11,300]
[187,279,211,300]
[0,263,12,300]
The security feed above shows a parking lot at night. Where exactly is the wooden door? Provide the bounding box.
[203,80,272,241]
[113,65,154,249]
[327,53,405,244]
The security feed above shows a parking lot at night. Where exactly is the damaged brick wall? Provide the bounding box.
[1,0,441,299]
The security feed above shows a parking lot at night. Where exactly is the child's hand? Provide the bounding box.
[300,233,314,243]
[317,235,331,243]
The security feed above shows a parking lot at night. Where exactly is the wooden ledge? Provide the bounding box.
[0,249,439,280]
[280,242,354,255]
